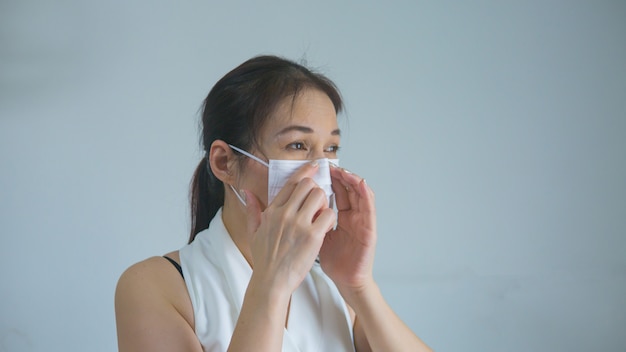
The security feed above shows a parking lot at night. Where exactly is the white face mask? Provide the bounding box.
[228,144,338,208]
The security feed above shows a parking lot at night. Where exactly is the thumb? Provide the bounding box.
[243,189,262,236]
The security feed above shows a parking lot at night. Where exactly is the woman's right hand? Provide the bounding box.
[242,160,337,296]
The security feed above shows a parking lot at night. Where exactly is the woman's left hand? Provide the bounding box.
[318,165,377,297]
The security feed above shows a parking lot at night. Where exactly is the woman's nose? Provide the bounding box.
[310,148,327,160]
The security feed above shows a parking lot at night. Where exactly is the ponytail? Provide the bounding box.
[189,156,224,243]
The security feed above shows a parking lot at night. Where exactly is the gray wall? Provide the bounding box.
[1,1,625,351]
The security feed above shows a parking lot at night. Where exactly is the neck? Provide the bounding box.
[221,198,254,268]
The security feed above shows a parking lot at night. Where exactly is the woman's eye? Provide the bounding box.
[287,142,306,150]
[325,145,340,153]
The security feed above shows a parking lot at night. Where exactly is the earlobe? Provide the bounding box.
[209,140,236,184]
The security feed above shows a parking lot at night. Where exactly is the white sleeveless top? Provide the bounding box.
[179,209,355,352]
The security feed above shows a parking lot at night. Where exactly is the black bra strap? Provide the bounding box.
[163,256,184,280]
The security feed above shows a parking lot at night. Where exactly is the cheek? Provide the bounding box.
[239,163,269,206]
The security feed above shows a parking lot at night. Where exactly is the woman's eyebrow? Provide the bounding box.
[275,125,341,136]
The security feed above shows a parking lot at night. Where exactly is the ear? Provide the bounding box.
[208,140,238,184]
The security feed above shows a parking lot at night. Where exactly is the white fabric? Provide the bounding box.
[179,208,354,352]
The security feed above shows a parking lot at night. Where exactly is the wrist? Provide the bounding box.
[230,273,291,351]
[338,277,379,310]
[246,272,292,310]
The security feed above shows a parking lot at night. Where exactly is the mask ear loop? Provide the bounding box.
[229,184,247,206]
[228,144,269,167]
[227,144,270,206]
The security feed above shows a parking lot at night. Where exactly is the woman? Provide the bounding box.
[115,55,432,351]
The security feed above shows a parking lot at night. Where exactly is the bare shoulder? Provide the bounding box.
[115,252,201,352]
[117,251,181,283]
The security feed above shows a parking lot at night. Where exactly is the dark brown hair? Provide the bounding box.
[189,55,343,243]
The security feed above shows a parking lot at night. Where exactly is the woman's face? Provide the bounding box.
[237,88,341,208]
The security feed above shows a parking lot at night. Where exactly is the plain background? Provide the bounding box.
[1,1,625,351]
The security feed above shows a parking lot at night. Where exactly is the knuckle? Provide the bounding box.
[300,177,315,186]
[279,204,295,220]
[309,187,326,199]
[299,177,316,189]
[294,164,313,178]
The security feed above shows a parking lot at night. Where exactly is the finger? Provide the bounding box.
[244,189,262,235]
[357,179,376,215]
[330,166,350,211]
[311,207,337,235]
[330,165,361,211]
[296,186,330,223]
[282,177,326,216]
[331,166,364,211]
[271,160,320,207]
[348,178,363,210]
[336,166,364,187]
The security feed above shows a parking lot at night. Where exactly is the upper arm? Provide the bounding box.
[115,257,202,352]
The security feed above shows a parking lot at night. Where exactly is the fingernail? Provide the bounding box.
[362,178,367,185]
[310,160,319,167]
[342,167,352,174]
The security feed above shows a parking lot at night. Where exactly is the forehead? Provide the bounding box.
[261,88,339,137]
